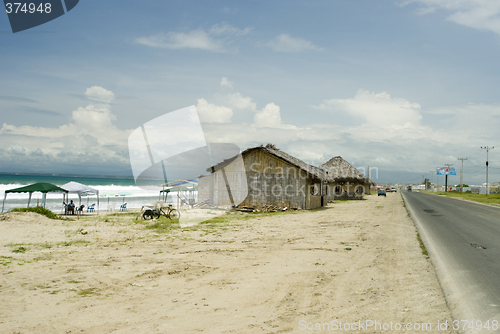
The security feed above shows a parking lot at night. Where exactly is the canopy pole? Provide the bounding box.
[97,191,99,214]
[42,193,47,208]
[27,192,32,207]
[1,193,7,213]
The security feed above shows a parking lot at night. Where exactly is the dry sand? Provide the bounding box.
[0,193,457,333]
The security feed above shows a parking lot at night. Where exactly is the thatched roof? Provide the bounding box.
[320,156,375,185]
[209,144,330,181]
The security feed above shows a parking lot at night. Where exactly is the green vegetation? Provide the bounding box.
[199,209,298,226]
[9,207,64,220]
[142,216,180,233]
[57,240,89,247]
[77,287,100,297]
[107,212,138,217]
[0,256,12,266]
[12,246,27,253]
[416,230,429,258]
[33,254,52,262]
[420,190,500,206]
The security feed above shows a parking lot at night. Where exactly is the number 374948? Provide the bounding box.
[5,3,52,14]
[452,320,498,331]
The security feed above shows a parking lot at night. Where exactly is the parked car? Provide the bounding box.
[385,188,391,192]
[391,187,397,192]
[378,189,387,196]
[407,186,412,191]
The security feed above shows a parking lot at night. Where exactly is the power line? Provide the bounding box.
[467,147,483,158]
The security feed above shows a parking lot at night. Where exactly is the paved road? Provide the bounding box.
[402,191,500,333]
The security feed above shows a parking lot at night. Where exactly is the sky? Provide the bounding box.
[0,0,499,185]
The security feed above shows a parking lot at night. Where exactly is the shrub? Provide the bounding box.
[9,207,62,220]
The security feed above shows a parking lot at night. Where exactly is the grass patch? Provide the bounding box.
[419,190,500,205]
[68,280,83,284]
[77,287,100,297]
[107,212,137,217]
[57,240,90,247]
[9,207,64,220]
[439,192,500,205]
[33,254,52,262]
[199,210,299,228]
[375,205,383,209]
[416,230,429,258]
[12,246,28,253]
[35,283,51,290]
[144,216,180,233]
[0,256,12,266]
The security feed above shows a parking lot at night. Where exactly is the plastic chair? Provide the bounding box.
[120,203,127,211]
[107,203,116,212]
[76,205,85,213]
[87,203,95,213]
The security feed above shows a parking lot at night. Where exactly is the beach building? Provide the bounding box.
[319,156,375,200]
[199,144,329,210]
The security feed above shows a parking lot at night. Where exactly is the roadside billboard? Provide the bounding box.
[437,167,456,175]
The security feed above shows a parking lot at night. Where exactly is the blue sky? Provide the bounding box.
[0,0,499,184]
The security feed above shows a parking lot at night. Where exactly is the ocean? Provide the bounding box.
[0,174,191,213]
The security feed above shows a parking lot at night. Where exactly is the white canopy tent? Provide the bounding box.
[60,182,100,212]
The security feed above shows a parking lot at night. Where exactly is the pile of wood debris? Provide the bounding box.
[233,205,298,213]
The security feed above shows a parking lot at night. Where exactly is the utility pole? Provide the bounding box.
[428,171,435,191]
[481,146,495,195]
[436,169,439,192]
[444,163,453,192]
[457,158,467,193]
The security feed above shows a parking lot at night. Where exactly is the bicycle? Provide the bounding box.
[138,203,180,220]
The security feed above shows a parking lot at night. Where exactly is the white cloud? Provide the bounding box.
[402,0,500,36]
[30,148,43,156]
[10,145,25,156]
[315,89,422,128]
[184,86,500,182]
[209,23,251,36]
[220,77,233,88]
[1,105,128,149]
[196,98,233,123]
[134,24,251,53]
[0,87,132,173]
[226,92,257,110]
[267,34,324,53]
[84,86,115,104]
[254,103,282,128]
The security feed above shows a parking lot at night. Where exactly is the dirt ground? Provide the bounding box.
[0,193,456,333]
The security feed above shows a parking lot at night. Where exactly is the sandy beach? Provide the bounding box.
[0,193,456,333]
